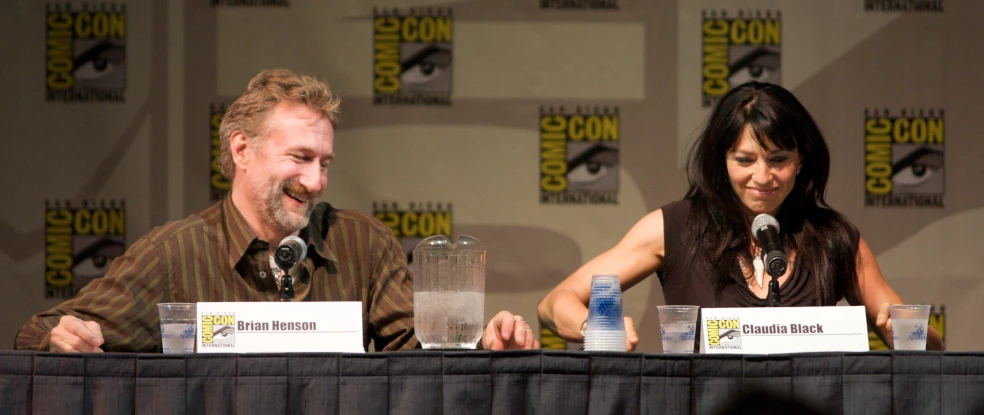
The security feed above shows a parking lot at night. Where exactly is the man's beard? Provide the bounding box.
[255,177,320,234]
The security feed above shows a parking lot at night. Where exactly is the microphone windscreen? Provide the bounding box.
[752,213,780,233]
[282,235,308,263]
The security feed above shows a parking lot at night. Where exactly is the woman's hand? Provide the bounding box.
[481,311,541,350]
[875,302,895,348]
[624,316,639,351]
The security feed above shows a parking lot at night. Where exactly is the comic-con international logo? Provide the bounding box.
[44,200,126,299]
[45,3,126,102]
[539,0,618,10]
[539,106,619,205]
[864,108,944,208]
[701,10,781,108]
[869,304,945,350]
[864,0,943,12]
[373,201,452,262]
[210,103,231,202]
[201,314,236,347]
[372,8,452,106]
[706,318,742,349]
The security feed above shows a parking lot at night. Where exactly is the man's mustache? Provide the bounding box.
[283,181,320,202]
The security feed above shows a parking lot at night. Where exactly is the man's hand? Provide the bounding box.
[49,315,104,353]
[481,311,540,350]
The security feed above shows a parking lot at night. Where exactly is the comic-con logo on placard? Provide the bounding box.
[706,318,742,349]
[864,108,944,208]
[701,9,781,108]
[540,0,618,10]
[44,200,126,299]
[210,0,290,7]
[45,3,126,103]
[373,201,452,262]
[540,327,567,350]
[201,313,236,347]
[210,103,231,202]
[373,8,452,106]
[868,304,945,350]
[864,0,943,12]
[539,106,619,205]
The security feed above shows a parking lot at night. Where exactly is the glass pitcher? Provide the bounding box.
[411,235,486,349]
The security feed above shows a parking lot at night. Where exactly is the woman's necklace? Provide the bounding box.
[738,245,765,289]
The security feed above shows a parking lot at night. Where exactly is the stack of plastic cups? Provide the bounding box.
[583,274,626,352]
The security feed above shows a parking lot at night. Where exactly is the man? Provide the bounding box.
[16,69,538,352]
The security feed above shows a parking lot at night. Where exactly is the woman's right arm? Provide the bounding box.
[536,208,668,342]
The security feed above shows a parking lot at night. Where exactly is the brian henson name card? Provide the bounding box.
[700,306,869,354]
[196,301,364,353]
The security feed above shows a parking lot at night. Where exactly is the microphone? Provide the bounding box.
[274,236,307,270]
[751,214,788,279]
[274,236,306,302]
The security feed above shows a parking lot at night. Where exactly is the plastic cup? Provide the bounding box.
[890,305,931,351]
[584,274,625,352]
[157,303,196,354]
[657,305,699,354]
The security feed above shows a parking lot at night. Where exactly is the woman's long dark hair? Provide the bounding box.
[677,82,860,305]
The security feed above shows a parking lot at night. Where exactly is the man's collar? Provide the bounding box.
[222,197,262,268]
[222,197,339,267]
[302,202,339,264]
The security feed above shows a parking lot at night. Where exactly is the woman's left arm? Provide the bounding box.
[852,237,944,351]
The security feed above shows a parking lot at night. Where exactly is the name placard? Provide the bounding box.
[196,301,364,353]
[700,306,869,354]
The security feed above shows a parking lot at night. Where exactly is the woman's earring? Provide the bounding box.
[796,168,801,176]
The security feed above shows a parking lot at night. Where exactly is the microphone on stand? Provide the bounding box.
[752,214,787,307]
[274,236,307,302]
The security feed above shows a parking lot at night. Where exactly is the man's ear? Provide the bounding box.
[230,131,251,171]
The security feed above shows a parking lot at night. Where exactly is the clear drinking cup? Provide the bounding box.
[657,305,699,353]
[157,303,196,354]
[890,304,931,351]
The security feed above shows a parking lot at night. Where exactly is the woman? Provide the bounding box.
[537,81,943,351]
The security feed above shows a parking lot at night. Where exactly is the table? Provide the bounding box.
[2,350,983,414]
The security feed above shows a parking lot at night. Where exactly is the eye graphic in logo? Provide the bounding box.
[399,43,452,93]
[566,143,619,192]
[73,39,126,89]
[72,236,125,276]
[892,146,944,194]
[213,325,236,344]
[719,329,741,343]
[72,235,126,291]
[729,46,780,86]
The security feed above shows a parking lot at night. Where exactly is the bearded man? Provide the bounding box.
[17,69,538,352]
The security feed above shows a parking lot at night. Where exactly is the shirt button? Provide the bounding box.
[259,271,267,278]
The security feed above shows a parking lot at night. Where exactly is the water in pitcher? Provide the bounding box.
[412,235,486,349]
[414,291,485,349]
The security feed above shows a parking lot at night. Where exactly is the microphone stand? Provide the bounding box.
[765,258,783,307]
[767,273,781,307]
[274,248,297,302]
[280,274,294,302]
